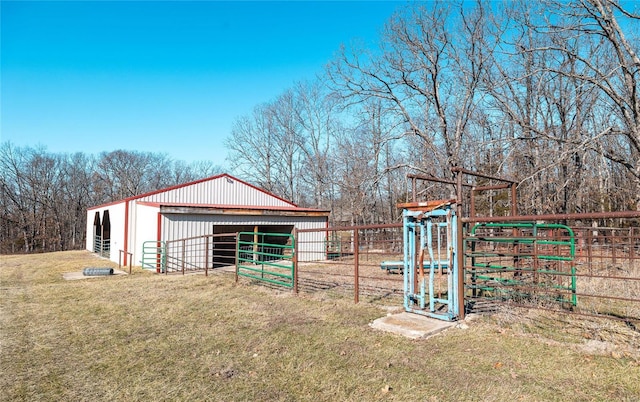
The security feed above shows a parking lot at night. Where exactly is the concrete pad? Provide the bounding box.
[63,269,127,281]
[370,311,456,339]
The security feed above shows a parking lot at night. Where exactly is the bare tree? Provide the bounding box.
[328,1,493,186]
[187,160,224,181]
[1,143,36,252]
[269,89,305,203]
[531,0,640,210]
[226,94,306,202]
[226,104,280,193]
[293,80,339,209]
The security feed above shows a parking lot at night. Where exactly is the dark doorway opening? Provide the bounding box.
[93,210,111,257]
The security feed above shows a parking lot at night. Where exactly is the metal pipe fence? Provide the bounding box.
[296,218,639,324]
[164,233,237,275]
[296,224,405,304]
[118,249,133,274]
[154,213,639,324]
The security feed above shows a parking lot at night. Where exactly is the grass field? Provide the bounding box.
[1,251,639,401]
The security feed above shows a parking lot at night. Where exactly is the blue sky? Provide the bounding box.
[1,1,404,166]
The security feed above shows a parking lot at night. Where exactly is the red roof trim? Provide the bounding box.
[88,173,300,210]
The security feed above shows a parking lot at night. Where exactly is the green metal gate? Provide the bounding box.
[236,232,295,288]
[142,240,167,273]
[466,222,577,307]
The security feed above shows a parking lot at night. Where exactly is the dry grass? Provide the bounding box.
[297,255,405,303]
[1,251,640,401]
[577,259,640,320]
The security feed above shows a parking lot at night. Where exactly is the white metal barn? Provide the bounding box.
[85,173,329,267]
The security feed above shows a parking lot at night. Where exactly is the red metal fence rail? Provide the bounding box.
[159,211,639,325]
[296,224,404,304]
[294,216,639,325]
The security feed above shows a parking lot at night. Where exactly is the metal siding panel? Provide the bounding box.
[163,214,217,242]
[162,215,325,237]
[137,176,295,207]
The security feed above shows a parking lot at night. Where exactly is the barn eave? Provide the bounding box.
[149,203,330,217]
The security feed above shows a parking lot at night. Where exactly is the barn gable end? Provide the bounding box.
[135,174,294,207]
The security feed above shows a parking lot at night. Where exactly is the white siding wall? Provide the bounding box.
[85,202,126,264]
[139,176,293,207]
[132,203,160,265]
[295,230,326,262]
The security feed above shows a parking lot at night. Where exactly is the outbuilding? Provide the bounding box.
[86,173,329,268]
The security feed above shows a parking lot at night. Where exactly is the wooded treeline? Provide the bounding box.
[228,0,640,222]
[2,0,639,254]
[0,145,222,253]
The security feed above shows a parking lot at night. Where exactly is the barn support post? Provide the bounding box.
[511,182,517,216]
[587,229,593,269]
[253,226,259,263]
[470,188,476,219]
[124,201,130,266]
[612,229,617,264]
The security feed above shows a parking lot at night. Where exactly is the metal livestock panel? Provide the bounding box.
[138,176,294,207]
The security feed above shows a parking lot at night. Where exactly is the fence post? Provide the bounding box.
[587,228,593,272]
[354,228,359,304]
[181,239,186,275]
[235,232,239,284]
[456,171,466,320]
[457,218,465,320]
[293,228,299,295]
[205,235,209,277]
[631,227,636,264]
[612,229,617,264]
[119,250,133,274]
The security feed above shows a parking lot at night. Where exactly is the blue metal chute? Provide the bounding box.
[402,205,460,321]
